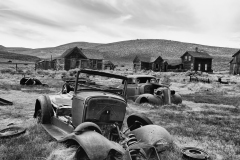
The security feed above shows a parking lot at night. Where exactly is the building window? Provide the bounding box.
[189,56,191,61]
[205,64,207,71]
[156,64,159,69]
[191,63,193,69]
[185,56,188,61]
[198,64,201,70]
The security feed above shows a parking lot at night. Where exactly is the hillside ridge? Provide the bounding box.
[1,39,239,71]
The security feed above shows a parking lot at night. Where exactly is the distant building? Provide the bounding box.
[133,55,164,71]
[163,59,183,71]
[103,60,116,70]
[36,47,104,71]
[181,48,213,72]
[230,50,240,75]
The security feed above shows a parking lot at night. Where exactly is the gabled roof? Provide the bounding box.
[232,50,240,57]
[60,47,87,59]
[82,49,104,60]
[134,55,162,63]
[181,51,212,59]
[230,58,236,64]
[164,59,182,66]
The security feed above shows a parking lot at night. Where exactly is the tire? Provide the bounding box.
[35,95,53,124]
[75,147,90,160]
[181,147,210,160]
[140,97,149,104]
[127,113,153,131]
[20,78,28,85]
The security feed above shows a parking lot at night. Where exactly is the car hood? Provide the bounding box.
[49,93,73,107]
[75,91,125,101]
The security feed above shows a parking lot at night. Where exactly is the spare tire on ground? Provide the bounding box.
[20,77,47,86]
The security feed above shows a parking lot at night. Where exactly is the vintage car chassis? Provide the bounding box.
[33,69,173,160]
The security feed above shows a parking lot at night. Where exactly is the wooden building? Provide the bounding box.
[163,59,183,71]
[181,48,213,72]
[133,55,164,71]
[36,47,104,71]
[103,60,116,70]
[230,50,240,75]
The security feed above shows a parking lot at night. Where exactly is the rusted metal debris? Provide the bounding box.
[189,75,210,83]
[20,77,48,87]
[0,126,26,139]
[0,97,13,105]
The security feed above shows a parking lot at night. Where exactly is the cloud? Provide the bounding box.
[0,0,240,48]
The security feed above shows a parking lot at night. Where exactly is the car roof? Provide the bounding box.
[127,75,155,78]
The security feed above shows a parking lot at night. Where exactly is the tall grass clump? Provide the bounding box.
[0,68,16,74]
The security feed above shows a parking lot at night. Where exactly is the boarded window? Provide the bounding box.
[198,64,201,70]
[205,64,207,71]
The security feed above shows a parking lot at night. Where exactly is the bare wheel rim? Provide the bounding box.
[36,110,42,123]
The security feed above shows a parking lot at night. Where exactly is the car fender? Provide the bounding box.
[135,94,163,105]
[171,93,182,104]
[33,95,52,123]
[60,131,125,160]
[130,125,173,151]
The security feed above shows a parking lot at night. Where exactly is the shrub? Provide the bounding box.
[0,68,16,74]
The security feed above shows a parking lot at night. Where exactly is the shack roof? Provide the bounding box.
[60,47,87,59]
[232,50,240,57]
[82,49,104,60]
[181,51,212,59]
[134,55,162,63]
[163,59,182,66]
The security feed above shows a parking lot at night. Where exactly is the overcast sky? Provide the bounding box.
[0,0,240,48]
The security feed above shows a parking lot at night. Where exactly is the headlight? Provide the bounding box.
[153,139,170,152]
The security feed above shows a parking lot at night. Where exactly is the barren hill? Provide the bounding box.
[0,50,40,62]
[1,39,239,71]
[8,42,102,59]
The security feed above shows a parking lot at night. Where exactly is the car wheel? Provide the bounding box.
[127,113,153,131]
[75,147,90,160]
[140,97,149,104]
[36,110,42,123]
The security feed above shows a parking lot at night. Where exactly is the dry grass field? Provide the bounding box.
[0,68,240,160]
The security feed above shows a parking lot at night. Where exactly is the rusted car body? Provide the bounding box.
[33,69,172,160]
[121,75,182,105]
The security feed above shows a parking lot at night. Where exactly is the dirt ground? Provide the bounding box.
[0,71,240,160]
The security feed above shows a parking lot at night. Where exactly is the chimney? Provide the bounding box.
[195,47,199,52]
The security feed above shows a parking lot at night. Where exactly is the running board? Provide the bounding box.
[42,117,74,141]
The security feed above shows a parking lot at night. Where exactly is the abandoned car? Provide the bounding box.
[119,75,182,105]
[33,69,173,160]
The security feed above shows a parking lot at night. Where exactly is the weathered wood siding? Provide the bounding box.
[181,53,194,70]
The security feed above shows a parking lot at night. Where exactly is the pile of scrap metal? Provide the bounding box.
[0,97,13,105]
[189,75,211,83]
[20,77,48,86]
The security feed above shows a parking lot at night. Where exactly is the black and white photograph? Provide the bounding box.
[0,0,239,160]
